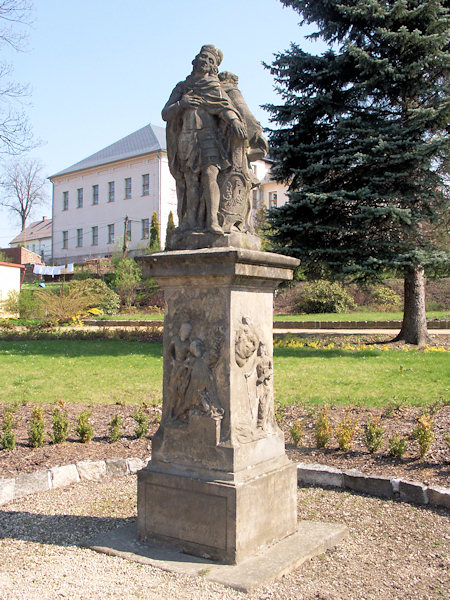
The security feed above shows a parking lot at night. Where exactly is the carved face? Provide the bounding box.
[179,322,192,342]
[192,50,217,74]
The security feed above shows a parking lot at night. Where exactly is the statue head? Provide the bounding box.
[179,322,192,342]
[192,44,223,75]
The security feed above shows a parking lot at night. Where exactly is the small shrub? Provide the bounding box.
[336,409,358,452]
[274,402,286,426]
[75,409,94,443]
[412,414,434,458]
[28,405,45,448]
[315,407,333,448]
[298,281,356,314]
[108,413,122,443]
[363,416,384,453]
[371,285,401,311]
[50,401,70,444]
[133,406,149,439]
[290,420,304,447]
[0,409,16,450]
[388,434,407,458]
[69,279,120,315]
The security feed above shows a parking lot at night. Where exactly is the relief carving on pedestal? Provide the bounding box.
[167,321,224,424]
[235,316,276,435]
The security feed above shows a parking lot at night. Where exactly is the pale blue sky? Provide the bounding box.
[0,0,325,247]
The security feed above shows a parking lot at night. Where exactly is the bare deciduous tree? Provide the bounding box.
[1,158,47,230]
[0,0,34,155]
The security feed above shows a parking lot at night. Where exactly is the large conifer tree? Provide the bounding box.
[265,0,449,344]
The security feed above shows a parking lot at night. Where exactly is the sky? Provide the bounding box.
[0,0,325,248]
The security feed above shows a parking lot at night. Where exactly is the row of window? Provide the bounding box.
[62,175,150,211]
[61,218,151,249]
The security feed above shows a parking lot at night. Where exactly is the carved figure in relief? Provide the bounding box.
[255,343,273,430]
[162,45,268,236]
[169,322,224,423]
[235,316,258,367]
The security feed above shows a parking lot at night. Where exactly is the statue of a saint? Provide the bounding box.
[162,44,268,240]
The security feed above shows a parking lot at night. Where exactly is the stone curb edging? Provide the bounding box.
[0,456,150,506]
[0,458,448,510]
[297,462,450,509]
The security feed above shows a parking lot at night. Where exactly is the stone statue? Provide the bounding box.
[162,44,268,241]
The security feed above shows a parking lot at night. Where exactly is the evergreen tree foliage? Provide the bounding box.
[149,211,161,252]
[265,0,449,343]
[165,210,175,248]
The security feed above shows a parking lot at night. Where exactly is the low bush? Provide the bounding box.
[363,416,384,453]
[370,285,402,311]
[133,406,149,439]
[0,409,16,450]
[108,413,122,443]
[297,281,356,314]
[315,407,332,448]
[413,414,434,458]
[50,401,70,444]
[75,409,94,443]
[28,405,45,448]
[336,409,358,452]
[290,420,304,447]
[388,434,407,458]
[69,279,120,315]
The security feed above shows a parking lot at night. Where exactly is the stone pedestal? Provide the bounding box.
[136,248,299,563]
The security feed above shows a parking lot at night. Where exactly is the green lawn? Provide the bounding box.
[274,310,449,322]
[90,310,449,322]
[0,339,448,408]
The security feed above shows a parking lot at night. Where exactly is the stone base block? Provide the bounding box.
[137,460,297,564]
[88,520,348,592]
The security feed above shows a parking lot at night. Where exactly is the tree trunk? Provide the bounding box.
[393,266,429,345]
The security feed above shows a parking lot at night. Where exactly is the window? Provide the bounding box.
[126,220,131,241]
[107,223,115,244]
[268,191,278,208]
[125,177,131,199]
[92,184,99,205]
[141,218,149,239]
[62,230,68,249]
[108,181,115,202]
[77,188,83,208]
[62,191,69,211]
[92,226,98,246]
[76,228,83,247]
[142,174,149,196]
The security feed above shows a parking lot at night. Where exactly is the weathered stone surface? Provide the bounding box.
[50,464,80,489]
[0,478,15,505]
[344,470,394,499]
[106,458,129,477]
[127,457,146,474]
[138,460,297,564]
[76,460,107,481]
[297,463,344,488]
[398,479,429,505]
[427,485,450,509]
[14,470,51,499]
[162,45,268,248]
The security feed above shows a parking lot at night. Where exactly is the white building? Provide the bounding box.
[50,123,288,264]
[50,123,177,265]
[0,261,25,317]
[9,217,52,262]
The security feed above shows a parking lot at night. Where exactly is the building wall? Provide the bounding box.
[0,263,23,316]
[16,237,52,261]
[51,152,177,264]
[252,160,289,209]
[1,247,43,266]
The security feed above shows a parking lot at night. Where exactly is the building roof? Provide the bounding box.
[50,123,166,178]
[9,217,52,245]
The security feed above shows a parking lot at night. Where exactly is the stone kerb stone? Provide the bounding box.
[427,485,450,509]
[343,469,394,499]
[50,464,80,489]
[14,469,51,499]
[76,460,107,481]
[297,462,344,488]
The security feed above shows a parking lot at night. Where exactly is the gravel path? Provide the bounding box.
[0,476,448,600]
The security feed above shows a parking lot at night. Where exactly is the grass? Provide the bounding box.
[0,339,448,408]
[91,310,449,323]
[0,339,163,406]
[273,344,449,407]
[274,310,449,322]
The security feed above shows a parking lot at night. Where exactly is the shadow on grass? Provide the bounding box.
[0,339,163,358]
[0,509,134,547]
